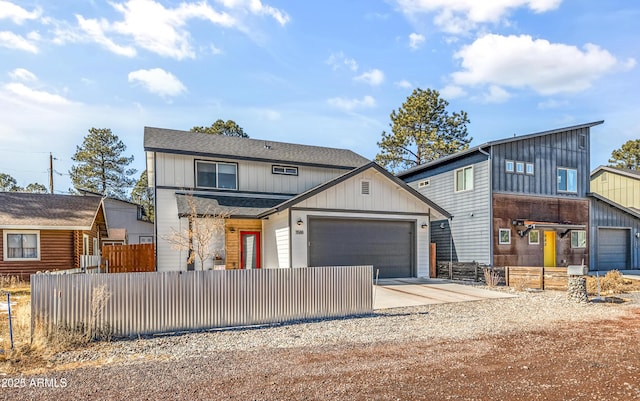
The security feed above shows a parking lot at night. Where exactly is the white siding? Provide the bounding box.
[295,168,435,216]
[103,199,154,244]
[410,160,491,264]
[154,153,347,194]
[156,189,186,271]
[262,211,290,268]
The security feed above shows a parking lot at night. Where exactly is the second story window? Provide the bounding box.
[196,160,237,190]
[455,166,473,192]
[557,167,577,193]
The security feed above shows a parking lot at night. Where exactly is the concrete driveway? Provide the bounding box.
[373,278,515,310]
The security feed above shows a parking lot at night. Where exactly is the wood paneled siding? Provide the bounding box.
[591,170,640,210]
[154,153,348,194]
[491,127,591,197]
[589,196,640,270]
[224,219,262,269]
[409,160,491,264]
[492,194,589,267]
[0,230,74,277]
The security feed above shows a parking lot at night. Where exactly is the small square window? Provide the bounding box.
[272,165,298,176]
[579,134,586,149]
[516,162,524,174]
[418,179,430,188]
[571,231,586,248]
[499,228,511,244]
[528,230,539,244]
[526,163,534,175]
[505,160,514,173]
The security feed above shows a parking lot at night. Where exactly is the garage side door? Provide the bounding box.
[308,218,414,278]
[597,228,629,271]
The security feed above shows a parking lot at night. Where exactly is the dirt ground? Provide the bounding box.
[2,308,640,400]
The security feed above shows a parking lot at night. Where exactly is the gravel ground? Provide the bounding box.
[2,287,639,400]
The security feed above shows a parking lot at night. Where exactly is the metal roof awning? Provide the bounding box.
[512,220,586,237]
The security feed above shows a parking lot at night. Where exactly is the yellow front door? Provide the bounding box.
[543,231,556,267]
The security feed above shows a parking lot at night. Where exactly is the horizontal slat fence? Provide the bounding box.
[31,266,373,337]
[506,266,569,290]
[102,244,155,273]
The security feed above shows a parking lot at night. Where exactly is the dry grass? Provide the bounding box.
[483,268,503,287]
[586,270,640,296]
[0,277,112,374]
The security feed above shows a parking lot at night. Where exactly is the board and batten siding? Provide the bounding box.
[153,152,347,194]
[409,160,491,265]
[589,196,640,270]
[491,127,591,197]
[262,211,290,268]
[591,171,640,210]
[155,188,187,271]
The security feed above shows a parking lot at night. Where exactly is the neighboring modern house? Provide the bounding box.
[588,166,640,271]
[0,192,107,277]
[144,127,450,278]
[398,121,603,270]
[78,190,155,246]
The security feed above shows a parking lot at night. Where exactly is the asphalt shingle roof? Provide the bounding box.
[144,127,370,169]
[176,193,290,218]
[0,192,102,228]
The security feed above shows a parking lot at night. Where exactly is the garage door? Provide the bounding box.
[308,218,414,278]
[597,228,629,271]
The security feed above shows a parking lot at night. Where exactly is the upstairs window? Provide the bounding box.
[516,162,525,174]
[557,167,578,193]
[526,163,534,175]
[360,180,371,195]
[4,231,39,260]
[505,160,514,173]
[455,166,473,192]
[272,165,298,176]
[196,160,237,190]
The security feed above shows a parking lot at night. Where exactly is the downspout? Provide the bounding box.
[478,146,493,266]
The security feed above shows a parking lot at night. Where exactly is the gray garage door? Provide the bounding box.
[597,228,629,271]
[308,218,414,278]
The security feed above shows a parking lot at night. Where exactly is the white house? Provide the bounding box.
[144,127,450,278]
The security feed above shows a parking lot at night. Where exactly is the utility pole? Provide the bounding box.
[49,152,54,194]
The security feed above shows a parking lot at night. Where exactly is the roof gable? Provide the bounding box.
[144,127,370,169]
[398,121,603,179]
[259,162,451,220]
[591,165,640,181]
[0,192,104,229]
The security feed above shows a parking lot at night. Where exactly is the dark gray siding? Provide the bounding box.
[589,196,640,271]
[491,127,591,197]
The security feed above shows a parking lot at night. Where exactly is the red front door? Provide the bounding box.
[240,231,261,269]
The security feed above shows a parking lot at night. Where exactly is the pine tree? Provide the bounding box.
[190,119,249,137]
[608,139,640,170]
[69,128,136,199]
[375,88,471,172]
[131,170,154,222]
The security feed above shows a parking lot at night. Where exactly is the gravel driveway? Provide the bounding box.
[2,288,639,400]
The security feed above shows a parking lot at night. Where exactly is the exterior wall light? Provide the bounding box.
[296,218,303,226]
[421,222,428,229]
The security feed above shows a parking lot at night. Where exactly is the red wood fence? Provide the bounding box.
[102,244,156,273]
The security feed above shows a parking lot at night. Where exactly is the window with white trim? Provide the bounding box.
[557,167,578,193]
[272,165,298,176]
[195,160,238,190]
[139,236,154,244]
[571,231,586,248]
[528,230,540,245]
[499,228,511,244]
[505,160,514,173]
[516,162,524,174]
[455,166,473,192]
[4,230,40,261]
[526,163,534,175]
[418,179,430,188]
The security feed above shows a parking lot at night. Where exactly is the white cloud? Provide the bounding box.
[0,31,38,52]
[128,68,186,97]
[0,1,41,24]
[76,15,137,57]
[216,0,290,26]
[354,69,385,86]
[440,84,466,99]
[395,0,561,34]
[9,68,37,82]
[4,83,71,105]
[63,0,287,59]
[482,85,510,103]
[327,95,376,112]
[395,80,413,89]
[451,34,634,95]
[408,32,425,50]
[326,51,358,72]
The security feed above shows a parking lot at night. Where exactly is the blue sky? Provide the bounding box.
[0,0,638,193]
